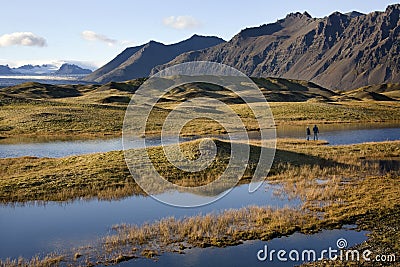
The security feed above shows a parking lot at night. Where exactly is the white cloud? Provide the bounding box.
[120,40,136,47]
[81,30,117,46]
[0,32,47,47]
[163,15,201,30]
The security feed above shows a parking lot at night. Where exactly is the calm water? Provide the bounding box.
[0,123,395,263]
[0,184,300,259]
[0,123,399,158]
[0,75,90,87]
[277,123,400,145]
[121,227,368,267]
[0,136,188,158]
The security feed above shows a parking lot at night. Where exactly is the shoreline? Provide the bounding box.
[0,120,399,141]
[1,138,398,265]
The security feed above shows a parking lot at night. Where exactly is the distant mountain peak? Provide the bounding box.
[55,63,92,75]
[148,40,163,45]
[345,11,365,18]
[285,11,311,19]
[84,35,225,83]
[303,11,312,18]
[386,3,400,12]
[0,65,14,75]
[151,4,400,91]
[189,34,224,41]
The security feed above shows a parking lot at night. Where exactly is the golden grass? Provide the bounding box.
[0,255,64,267]
[0,151,143,203]
[2,140,398,266]
[1,138,399,204]
[104,206,316,251]
[1,92,399,138]
[93,142,398,265]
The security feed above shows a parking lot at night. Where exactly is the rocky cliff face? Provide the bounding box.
[152,4,400,90]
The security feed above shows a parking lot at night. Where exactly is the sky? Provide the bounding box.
[0,0,398,69]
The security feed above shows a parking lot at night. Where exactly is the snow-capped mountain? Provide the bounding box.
[0,64,92,75]
[13,64,59,75]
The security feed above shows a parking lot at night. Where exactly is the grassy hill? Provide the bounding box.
[341,83,400,101]
[2,78,399,104]
[0,78,399,138]
[0,77,344,104]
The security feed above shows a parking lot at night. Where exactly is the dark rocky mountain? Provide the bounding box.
[152,4,400,90]
[84,34,225,83]
[345,11,365,18]
[0,65,14,75]
[55,63,92,75]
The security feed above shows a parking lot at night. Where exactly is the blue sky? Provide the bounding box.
[0,0,397,69]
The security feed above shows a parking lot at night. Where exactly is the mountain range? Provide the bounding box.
[0,63,92,75]
[83,34,225,83]
[85,4,400,91]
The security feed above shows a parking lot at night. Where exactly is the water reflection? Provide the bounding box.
[0,123,398,158]
[0,183,300,259]
[277,122,400,145]
[118,227,368,267]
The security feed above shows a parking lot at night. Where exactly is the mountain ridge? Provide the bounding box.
[83,34,225,83]
[55,63,92,75]
[0,63,92,75]
[152,4,399,90]
[82,4,400,91]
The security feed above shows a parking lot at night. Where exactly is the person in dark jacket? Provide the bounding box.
[313,125,319,140]
[306,126,311,141]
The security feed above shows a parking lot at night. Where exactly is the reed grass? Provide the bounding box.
[1,140,399,266]
[0,255,64,267]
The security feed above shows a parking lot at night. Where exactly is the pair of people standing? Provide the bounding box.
[306,125,319,141]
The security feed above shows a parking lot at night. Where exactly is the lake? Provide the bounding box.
[0,75,91,87]
[0,122,397,264]
[0,123,399,158]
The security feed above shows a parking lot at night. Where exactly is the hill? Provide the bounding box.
[7,77,399,104]
[0,82,82,99]
[343,83,400,101]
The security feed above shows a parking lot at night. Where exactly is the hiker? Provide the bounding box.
[306,126,311,141]
[313,125,319,140]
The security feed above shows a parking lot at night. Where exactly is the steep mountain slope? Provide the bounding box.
[153,4,400,91]
[84,35,225,83]
[83,44,147,82]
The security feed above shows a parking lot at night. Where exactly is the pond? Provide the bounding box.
[0,122,396,264]
[0,123,398,158]
[119,226,368,267]
[0,183,300,259]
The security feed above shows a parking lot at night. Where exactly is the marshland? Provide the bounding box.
[0,78,399,266]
